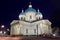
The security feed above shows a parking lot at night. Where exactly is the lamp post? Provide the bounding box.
[1,25,5,28]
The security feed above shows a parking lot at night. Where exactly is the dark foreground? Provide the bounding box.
[0,36,60,40]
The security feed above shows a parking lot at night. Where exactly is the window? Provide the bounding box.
[26,29,28,33]
[34,29,36,33]
[24,17,25,21]
[36,17,38,20]
[39,17,40,20]
[30,16,32,19]
[21,17,23,20]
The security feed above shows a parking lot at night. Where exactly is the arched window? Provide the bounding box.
[21,17,23,20]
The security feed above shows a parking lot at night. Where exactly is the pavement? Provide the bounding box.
[0,36,60,40]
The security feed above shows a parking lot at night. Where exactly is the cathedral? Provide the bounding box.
[10,3,52,35]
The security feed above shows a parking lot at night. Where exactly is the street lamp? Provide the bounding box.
[7,29,9,31]
[4,31,6,34]
[0,31,2,34]
[1,25,5,28]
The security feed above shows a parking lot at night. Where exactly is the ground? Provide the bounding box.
[0,35,60,40]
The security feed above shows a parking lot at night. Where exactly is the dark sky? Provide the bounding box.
[0,0,60,28]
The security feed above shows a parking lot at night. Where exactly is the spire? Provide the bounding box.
[29,2,32,8]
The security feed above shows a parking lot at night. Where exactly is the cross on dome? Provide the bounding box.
[29,2,32,8]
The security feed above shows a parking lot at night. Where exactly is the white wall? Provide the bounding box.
[10,20,52,35]
[25,12,36,21]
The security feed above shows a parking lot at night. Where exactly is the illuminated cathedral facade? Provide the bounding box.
[10,3,52,35]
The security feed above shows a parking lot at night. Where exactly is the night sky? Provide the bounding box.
[0,0,60,29]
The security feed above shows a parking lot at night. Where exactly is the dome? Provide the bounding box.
[36,9,42,15]
[25,8,36,12]
[34,11,42,15]
[25,2,36,12]
[19,10,25,15]
[37,12,42,15]
[37,12,43,17]
[20,12,25,15]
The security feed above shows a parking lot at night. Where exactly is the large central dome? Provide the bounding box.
[25,3,36,13]
[25,7,36,12]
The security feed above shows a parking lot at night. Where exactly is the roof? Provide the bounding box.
[25,8,36,12]
[10,20,19,25]
[19,4,42,15]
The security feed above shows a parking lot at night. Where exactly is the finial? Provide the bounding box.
[38,9,40,13]
[29,2,32,8]
[30,2,31,5]
[22,9,24,12]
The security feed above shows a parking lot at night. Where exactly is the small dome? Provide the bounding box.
[19,10,25,15]
[37,12,43,17]
[35,11,42,15]
[37,9,42,14]
[25,8,36,12]
[20,12,25,15]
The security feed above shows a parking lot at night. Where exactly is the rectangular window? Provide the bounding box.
[24,17,25,20]
[34,29,36,33]
[26,29,28,33]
